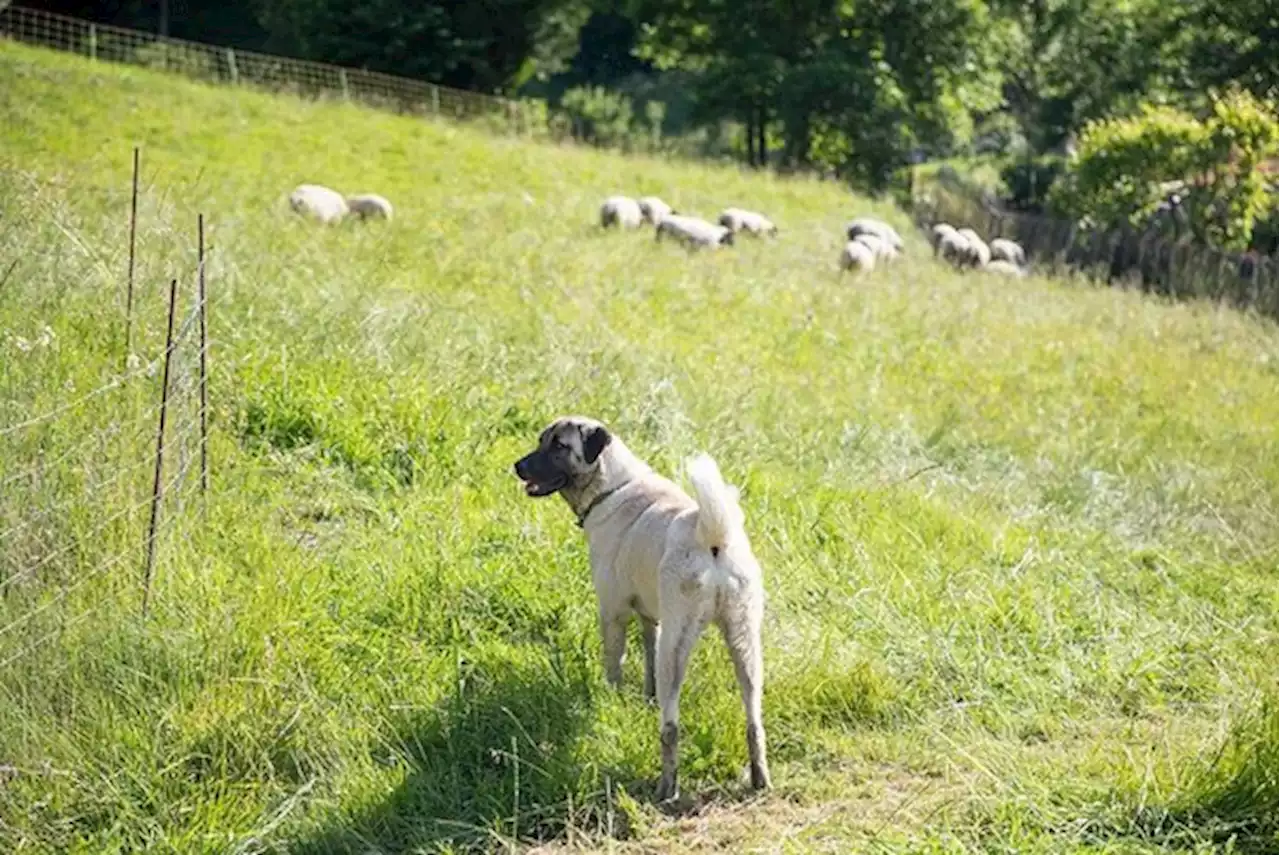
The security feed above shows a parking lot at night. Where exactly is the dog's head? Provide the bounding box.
[513,416,612,498]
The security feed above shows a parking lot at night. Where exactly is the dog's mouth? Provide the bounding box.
[521,474,567,497]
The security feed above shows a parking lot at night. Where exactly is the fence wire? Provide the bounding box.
[913,172,1279,318]
[0,5,535,134]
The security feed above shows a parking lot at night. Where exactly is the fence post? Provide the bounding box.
[88,23,96,61]
[431,84,440,115]
[124,146,140,370]
[339,69,350,101]
[226,47,238,84]
[197,214,209,497]
[142,277,179,617]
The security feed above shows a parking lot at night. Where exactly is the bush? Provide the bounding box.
[1049,89,1279,249]
[557,85,634,148]
[1001,156,1065,212]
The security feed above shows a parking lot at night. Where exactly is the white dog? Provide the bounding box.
[514,416,770,801]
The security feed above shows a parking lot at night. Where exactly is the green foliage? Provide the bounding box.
[1000,156,1065,212]
[1050,90,1279,249]
[558,84,635,147]
[254,0,588,92]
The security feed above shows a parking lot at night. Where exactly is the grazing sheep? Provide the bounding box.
[989,238,1026,267]
[984,259,1026,278]
[839,240,876,273]
[346,193,393,221]
[289,183,348,224]
[718,207,779,237]
[655,214,734,249]
[600,196,643,229]
[854,232,898,263]
[937,230,972,268]
[638,196,674,225]
[846,217,904,251]
[931,223,959,256]
[956,228,991,268]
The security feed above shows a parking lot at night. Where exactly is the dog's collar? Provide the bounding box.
[576,485,621,528]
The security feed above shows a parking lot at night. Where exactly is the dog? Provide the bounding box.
[514,416,770,802]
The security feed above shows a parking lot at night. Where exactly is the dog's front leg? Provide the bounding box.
[640,616,658,701]
[599,608,630,689]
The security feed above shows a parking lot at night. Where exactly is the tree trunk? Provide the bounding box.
[755,106,767,169]
[745,110,758,167]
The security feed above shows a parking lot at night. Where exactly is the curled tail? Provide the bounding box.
[686,453,744,554]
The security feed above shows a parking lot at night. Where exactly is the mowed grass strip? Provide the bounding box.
[0,41,1275,854]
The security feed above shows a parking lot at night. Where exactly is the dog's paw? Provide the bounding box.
[749,762,772,791]
[655,773,679,803]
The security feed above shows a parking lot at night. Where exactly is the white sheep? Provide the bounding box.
[655,214,734,249]
[956,228,991,268]
[345,193,393,221]
[854,232,898,263]
[718,207,778,237]
[989,238,1026,267]
[638,196,674,225]
[600,195,643,229]
[846,217,904,251]
[931,223,959,256]
[984,259,1026,278]
[289,184,348,224]
[839,240,876,273]
[937,230,972,268]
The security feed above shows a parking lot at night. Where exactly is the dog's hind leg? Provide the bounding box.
[719,593,771,791]
[655,595,707,802]
[640,615,658,701]
[600,609,630,689]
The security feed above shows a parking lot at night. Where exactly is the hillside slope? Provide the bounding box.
[0,42,1276,854]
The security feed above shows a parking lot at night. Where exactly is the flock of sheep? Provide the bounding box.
[289,183,395,224]
[597,194,1030,280]
[930,222,1028,277]
[600,195,778,248]
[290,181,1031,281]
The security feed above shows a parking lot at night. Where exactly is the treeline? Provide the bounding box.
[23,0,1279,252]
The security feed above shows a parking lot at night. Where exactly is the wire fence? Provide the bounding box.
[912,171,1279,318]
[0,5,537,134]
[0,153,213,669]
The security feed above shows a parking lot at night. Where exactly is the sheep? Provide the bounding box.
[989,238,1026,267]
[854,232,898,263]
[931,223,959,256]
[289,184,348,224]
[638,196,674,225]
[937,230,972,268]
[600,195,643,229]
[846,217,904,251]
[655,214,734,249]
[956,228,991,268]
[984,259,1026,278]
[345,193,393,221]
[718,207,779,237]
[839,240,876,273]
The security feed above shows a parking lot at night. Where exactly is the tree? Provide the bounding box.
[255,0,590,92]
[629,0,1001,182]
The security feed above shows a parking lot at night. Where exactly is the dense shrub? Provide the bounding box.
[557,85,634,147]
[1001,156,1065,212]
[1049,89,1278,249]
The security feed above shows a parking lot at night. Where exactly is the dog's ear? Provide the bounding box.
[582,424,612,464]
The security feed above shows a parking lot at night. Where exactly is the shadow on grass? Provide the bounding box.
[289,647,638,854]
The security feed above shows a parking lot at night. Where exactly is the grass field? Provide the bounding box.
[0,41,1277,854]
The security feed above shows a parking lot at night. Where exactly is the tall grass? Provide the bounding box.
[0,41,1276,854]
